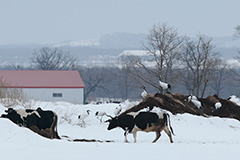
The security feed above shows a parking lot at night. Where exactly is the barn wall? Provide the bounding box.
[22,88,84,104]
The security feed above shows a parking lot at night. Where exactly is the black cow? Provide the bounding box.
[106,111,174,143]
[1,107,59,139]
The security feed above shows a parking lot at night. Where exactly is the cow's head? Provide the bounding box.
[4,108,14,113]
[2,108,16,117]
[106,116,119,130]
[1,108,13,118]
[1,108,23,125]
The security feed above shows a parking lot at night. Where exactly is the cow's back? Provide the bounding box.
[118,114,135,132]
[37,110,54,130]
[134,112,159,130]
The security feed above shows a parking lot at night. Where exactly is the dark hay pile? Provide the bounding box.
[72,139,114,143]
[61,135,114,143]
[121,93,240,121]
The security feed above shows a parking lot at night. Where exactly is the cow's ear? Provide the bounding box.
[105,119,111,123]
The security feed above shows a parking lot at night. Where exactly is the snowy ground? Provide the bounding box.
[1,100,240,160]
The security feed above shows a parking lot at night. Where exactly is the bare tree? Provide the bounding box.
[233,24,240,65]
[227,50,240,95]
[12,64,24,70]
[31,47,77,70]
[209,61,230,97]
[122,23,184,93]
[114,66,135,100]
[234,25,240,39]
[219,25,240,96]
[78,67,111,102]
[228,25,240,95]
[181,34,220,98]
[0,78,27,108]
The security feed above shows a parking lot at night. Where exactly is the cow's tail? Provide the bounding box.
[51,113,60,139]
[164,113,175,136]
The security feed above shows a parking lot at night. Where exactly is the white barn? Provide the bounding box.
[0,70,85,104]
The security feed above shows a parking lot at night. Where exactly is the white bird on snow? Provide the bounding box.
[95,111,107,122]
[141,86,148,99]
[188,94,198,101]
[188,94,201,109]
[215,102,222,109]
[78,110,90,126]
[158,78,171,90]
[114,104,122,116]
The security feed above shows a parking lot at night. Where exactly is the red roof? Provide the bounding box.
[0,70,85,88]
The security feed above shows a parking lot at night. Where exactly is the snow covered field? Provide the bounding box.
[1,100,240,160]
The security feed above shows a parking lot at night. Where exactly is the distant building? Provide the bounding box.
[119,50,148,57]
[0,70,85,104]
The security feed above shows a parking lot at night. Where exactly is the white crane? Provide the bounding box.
[159,78,171,90]
[95,111,107,122]
[188,94,201,109]
[215,102,222,109]
[114,104,122,116]
[141,86,148,99]
[78,110,90,126]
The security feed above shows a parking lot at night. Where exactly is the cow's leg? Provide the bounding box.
[50,129,53,139]
[133,131,137,143]
[124,131,129,143]
[152,130,161,143]
[164,126,173,143]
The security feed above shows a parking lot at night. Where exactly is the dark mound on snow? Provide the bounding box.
[61,135,114,143]
[121,93,240,121]
[30,126,60,139]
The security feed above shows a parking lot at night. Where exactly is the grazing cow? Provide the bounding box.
[106,111,174,143]
[1,107,59,139]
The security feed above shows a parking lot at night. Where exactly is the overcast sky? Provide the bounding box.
[0,0,239,44]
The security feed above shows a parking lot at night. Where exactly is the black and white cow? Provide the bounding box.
[106,111,174,143]
[1,108,40,126]
[1,107,59,139]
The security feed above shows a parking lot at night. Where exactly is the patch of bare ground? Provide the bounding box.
[61,135,114,143]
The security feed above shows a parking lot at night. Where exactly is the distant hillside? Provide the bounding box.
[0,34,239,68]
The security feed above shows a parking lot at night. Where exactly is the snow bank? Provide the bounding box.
[1,100,240,160]
[0,118,49,144]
